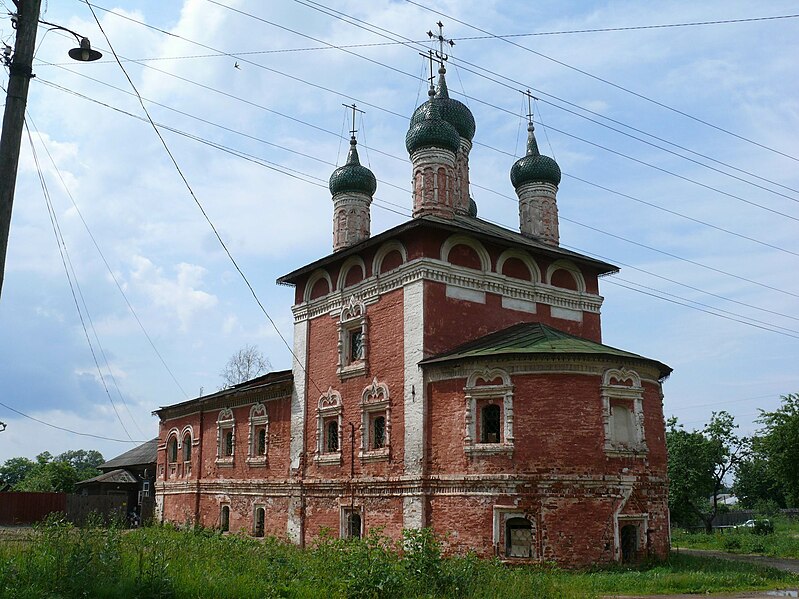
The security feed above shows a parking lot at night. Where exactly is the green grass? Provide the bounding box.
[0,517,797,598]
[672,517,799,559]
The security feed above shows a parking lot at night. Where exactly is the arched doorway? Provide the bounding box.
[220,505,230,532]
[505,517,533,558]
[620,524,638,563]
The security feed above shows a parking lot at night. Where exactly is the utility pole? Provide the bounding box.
[0,0,43,299]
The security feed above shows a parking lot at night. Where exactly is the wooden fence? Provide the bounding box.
[0,492,128,526]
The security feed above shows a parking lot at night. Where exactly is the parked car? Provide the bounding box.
[737,519,773,534]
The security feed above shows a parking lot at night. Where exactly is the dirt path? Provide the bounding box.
[676,548,799,574]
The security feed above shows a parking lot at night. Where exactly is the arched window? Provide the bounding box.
[247,403,269,466]
[216,408,235,466]
[254,507,265,538]
[316,388,342,465]
[224,430,234,456]
[183,434,192,461]
[326,420,339,453]
[464,369,514,456]
[505,517,533,558]
[360,378,390,461]
[220,505,230,532]
[167,437,178,463]
[257,429,267,455]
[372,416,386,449]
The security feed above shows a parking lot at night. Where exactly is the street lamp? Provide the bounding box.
[0,1,102,299]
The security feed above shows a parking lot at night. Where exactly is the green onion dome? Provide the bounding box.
[329,137,377,196]
[409,68,476,142]
[406,88,461,155]
[510,123,561,188]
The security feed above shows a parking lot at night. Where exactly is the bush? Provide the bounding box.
[753,520,774,535]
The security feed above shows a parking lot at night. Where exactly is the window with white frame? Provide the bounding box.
[360,378,390,462]
[464,368,514,456]
[337,297,367,379]
[216,408,235,466]
[316,388,342,465]
[247,403,269,466]
[601,367,647,455]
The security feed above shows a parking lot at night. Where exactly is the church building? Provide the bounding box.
[154,52,672,567]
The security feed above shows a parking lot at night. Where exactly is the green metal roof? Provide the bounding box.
[406,88,461,155]
[409,69,476,142]
[329,137,377,196]
[510,123,561,188]
[421,322,671,377]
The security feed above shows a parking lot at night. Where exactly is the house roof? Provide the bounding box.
[76,468,138,486]
[420,322,671,378]
[155,369,293,415]
[277,214,617,285]
[99,439,158,471]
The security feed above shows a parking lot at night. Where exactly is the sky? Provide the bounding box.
[0,0,797,463]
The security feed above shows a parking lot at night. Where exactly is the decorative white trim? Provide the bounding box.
[340,505,364,539]
[464,368,514,456]
[291,258,603,323]
[501,297,537,313]
[446,284,485,304]
[602,368,647,456]
[303,269,333,302]
[337,296,368,379]
[360,378,390,462]
[546,259,586,293]
[290,319,308,474]
[336,255,367,290]
[247,402,269,467]
[440,234,491,272]
[496,249,541,282]
[616,513,649,562]
[372,240,407,275]
[551,306,582,322]
[492,506,537,559]
[315,387,343,466]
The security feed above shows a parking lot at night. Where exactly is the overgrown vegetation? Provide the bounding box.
[1,517,797,598]
[673,516,799,559]
[0,449,104,493]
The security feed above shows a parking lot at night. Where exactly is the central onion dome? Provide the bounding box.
[510,122,561,188]
[405,86,461,155]
[409,66,476,142]
[329,137,377,196]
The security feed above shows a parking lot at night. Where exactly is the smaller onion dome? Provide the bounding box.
[510,122,561,188]
[467,197,478,217]
[406,88,461,155]
[329,137,377,196]
[409,67,476,142]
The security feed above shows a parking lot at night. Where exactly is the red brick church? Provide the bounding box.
[155,58,672,566]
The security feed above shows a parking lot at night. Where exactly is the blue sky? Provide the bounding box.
[1,0,797,462]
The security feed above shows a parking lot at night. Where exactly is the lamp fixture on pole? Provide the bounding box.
[0,2,101,300]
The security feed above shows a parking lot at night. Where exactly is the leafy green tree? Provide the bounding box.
[0,456,36,487]
[56,449,104,480]
[667,412,749,532]
[756,393,799,507]
[733,444,786,509]
[15,460,79,493]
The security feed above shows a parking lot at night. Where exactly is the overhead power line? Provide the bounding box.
[402,0,799,164]
[0,399,145,442]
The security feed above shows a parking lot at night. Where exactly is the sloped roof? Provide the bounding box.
[99,438,158,471]
[76,468,138,486]
[421,322,671,377]
[277,214,617,285]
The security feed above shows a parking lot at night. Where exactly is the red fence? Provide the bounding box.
[0,492,66,525]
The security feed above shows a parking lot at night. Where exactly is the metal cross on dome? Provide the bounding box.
[343,103,365,139]
[427,21,455,67]
[523,88,539,124]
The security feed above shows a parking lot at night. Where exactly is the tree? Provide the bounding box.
[0,456,36,487]
[733,443,786,510]
[755,393,799,507]
[220,344,271,389]
[56,449,104,480]
[667,412,749,533]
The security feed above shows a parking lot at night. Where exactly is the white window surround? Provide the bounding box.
[337,296,368,379]
[440,234,491,272]
[336,256,367,291]
[602,368,647,456]
[464,368,514,456]
[615,513,649,562]
[216,407,235,467]
[316,387,343,466]
[496,249,541,282]
[247,402,269,466]
[340,505,364,539]
[360,378,390,462]
[492,505,536,559]
[545,259,586,293]
[371,240,407,275]
[303,269,333,302]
